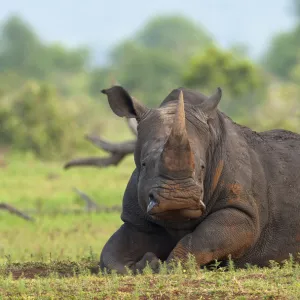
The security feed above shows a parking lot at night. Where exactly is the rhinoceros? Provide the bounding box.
[99,85,300,274]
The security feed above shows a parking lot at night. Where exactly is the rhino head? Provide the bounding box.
[101,86,222,221]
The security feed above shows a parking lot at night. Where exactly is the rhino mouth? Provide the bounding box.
[146,190,205,221]
[149,207,204,221]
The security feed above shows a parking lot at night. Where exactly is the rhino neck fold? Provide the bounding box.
[203,112,227,205]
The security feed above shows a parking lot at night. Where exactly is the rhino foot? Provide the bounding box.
[134,252,161,274]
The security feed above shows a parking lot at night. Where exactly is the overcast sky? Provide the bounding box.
[0,0,295,60]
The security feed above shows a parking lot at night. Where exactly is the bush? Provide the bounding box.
[0,81,83,159]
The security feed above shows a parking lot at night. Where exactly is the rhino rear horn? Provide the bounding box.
[160,90,195,177]
[201,87,222,117]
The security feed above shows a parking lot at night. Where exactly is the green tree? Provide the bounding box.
[261,27,300,79]
[135,15,212,60]
[262,0,300,79]
[292,0,300,19]
[0,82,80,159]
[0,15,46,78]
[109,15,213,106]
[0,15,90,86]
[88,67,112,97]
[111,41,182,105]
[248,82,300,132]
[46,43,89,74]
[183,46,267,117]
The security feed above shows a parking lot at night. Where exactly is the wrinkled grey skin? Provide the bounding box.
[99,85,300,274]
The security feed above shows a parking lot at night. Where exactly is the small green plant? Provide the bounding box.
[142,262,154,275]
[210,259,222,271]
[227,255,235,272]
[184,253,198,275]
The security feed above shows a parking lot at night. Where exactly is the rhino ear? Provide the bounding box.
[200,87,222,118]
[101,85,148,120]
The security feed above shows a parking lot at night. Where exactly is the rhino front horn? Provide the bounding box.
[159,90,195,177]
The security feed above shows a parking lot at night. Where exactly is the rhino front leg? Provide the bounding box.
[100,222,176,274]
[166,209,257,267]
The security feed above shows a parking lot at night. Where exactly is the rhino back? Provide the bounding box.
[239,128,300,265]
[256,129,300,197]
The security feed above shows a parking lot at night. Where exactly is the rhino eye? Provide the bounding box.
[141,162,146,167]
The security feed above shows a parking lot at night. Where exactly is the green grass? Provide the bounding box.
[0,257,299,299]
[0,154,129,262]
[1,153,134,211]
[0,213,122,264]
[1,156,300,298]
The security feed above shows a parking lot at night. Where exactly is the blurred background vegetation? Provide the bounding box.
[0,1,299,160]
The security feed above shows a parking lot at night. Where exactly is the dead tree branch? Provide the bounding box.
[64,153,127,169]
[64,118,137,170]
[85,136,136,154]
[0,203,35,222]
[72,188,122,214]
[73,187,100,212]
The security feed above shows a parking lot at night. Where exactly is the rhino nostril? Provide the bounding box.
[147,193,158,213]
[149,193,155,201]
